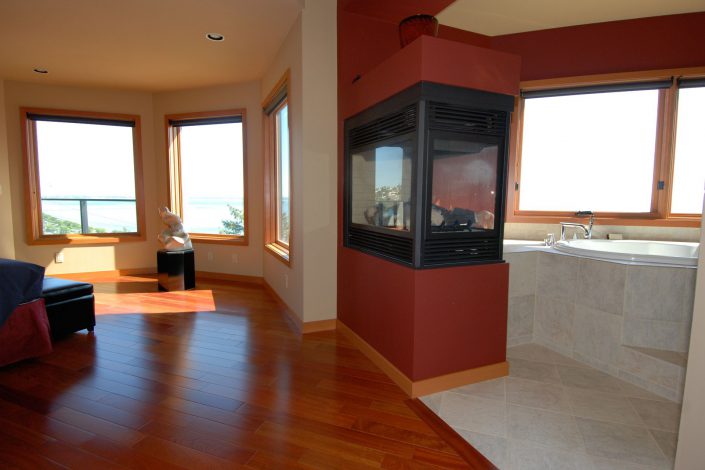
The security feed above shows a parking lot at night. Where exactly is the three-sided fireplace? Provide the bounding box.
[344,82,514,268]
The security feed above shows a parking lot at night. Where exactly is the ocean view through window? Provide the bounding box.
[21,108,145,244]
[166,110,247,242]
[263,71,292,263]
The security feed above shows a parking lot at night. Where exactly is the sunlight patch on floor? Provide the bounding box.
[95,289,216,315]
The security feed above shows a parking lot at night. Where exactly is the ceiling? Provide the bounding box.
[0,0,302,92]
[1,1,703,92]
[437,0,705,36]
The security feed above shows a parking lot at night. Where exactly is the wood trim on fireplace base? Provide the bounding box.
[336,320,508,398]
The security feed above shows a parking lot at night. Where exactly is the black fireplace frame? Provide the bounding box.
[344,81,514,268]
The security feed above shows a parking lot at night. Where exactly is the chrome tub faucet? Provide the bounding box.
[560,211,595,241]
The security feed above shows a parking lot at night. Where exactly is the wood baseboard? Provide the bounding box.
[407,399,498,469]
[262,280,336,335]
[336,320,508,398]
[262,280,303,333]
[196,271,263,285]
[301,319,337,334]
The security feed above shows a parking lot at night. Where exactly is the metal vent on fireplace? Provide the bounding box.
[428,102,506,136]
[348,226,413,265]
[422,237,500,267]
[349,104,417,148]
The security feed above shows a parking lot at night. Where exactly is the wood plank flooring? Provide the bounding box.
[0,274,487,469]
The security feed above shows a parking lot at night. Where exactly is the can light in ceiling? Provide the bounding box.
[206,33,225,42]
[33,68,48,74]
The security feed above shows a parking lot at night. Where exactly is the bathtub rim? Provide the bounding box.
[503,239,698,268]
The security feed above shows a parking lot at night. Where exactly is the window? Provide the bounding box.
[166,110,247,243]
[510,69,705,226]
[671,81,705,215]
[21,108,145,245]
[264,72,292,263]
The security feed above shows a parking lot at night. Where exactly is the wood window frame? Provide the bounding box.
[165,109,248,245]
[263,71,292,265]
[507,66,705,228]
[21,107,146,245]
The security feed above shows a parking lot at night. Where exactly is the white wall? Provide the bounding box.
[674,200,705,468]
[152,81,264,277]
[0,80,15,259]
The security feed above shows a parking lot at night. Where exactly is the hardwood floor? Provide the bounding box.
[0,274,490,469]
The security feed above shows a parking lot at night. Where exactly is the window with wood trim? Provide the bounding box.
[263,72,292,263]
[510,69,705,227]
[166,110,247,243]
[21,108,146,245]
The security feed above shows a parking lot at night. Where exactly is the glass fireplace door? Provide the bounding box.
[350,135,414,233]
[427,132,501,235]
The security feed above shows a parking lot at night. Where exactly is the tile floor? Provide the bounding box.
[421,344,681,470]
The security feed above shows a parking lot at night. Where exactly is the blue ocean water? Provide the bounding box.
[42,197,288,234]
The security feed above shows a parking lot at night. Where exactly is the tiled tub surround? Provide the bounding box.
[421,344,682,470]
[504,248,695,402]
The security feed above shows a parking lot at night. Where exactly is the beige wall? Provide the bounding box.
[262,14,305,319]
[505,222,700,242]
[0,80,15,259]
[3,81,159,274]
[260,0,338,324]
[153,81,263,277]
[301,0,337,322]
[674,201,705,468]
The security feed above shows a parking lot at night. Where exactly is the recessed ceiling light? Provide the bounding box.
[206,33,224,42]
[33,68,48,74]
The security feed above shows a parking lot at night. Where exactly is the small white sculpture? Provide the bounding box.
[158,207,192,251]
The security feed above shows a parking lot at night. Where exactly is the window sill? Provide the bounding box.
[507,213,701,228]
[265,243,290,266]
[27,233,146,246]
[191,234,248,245]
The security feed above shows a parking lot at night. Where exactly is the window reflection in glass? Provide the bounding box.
[351,139,413,231]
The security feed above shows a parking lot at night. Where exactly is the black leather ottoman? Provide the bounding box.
[41,277,96,339]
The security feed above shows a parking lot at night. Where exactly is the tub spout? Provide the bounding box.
[560,211,595,241]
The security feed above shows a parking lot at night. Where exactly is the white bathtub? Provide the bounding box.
[553,239,699,267]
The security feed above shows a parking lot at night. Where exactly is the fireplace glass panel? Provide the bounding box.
[351,137,413,231]
[430,136,498,233]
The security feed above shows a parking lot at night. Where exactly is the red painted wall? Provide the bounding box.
[339,247,509,381]
[343,36,520,119]
[413,263,508,379]
[491,12,705,80]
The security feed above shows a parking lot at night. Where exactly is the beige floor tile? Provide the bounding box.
[451,377,506,401]
[507,343,561,364]
[565,388,644,426]
[649,429,677,462]
[508,405,584,452]
[507,377,572,414]
[617,379,675,403]
[508,438,593,470]
[591,456,665,470]
[629,398,682,432]
[438,391,507,437]
[509,357,562,384]
[456,429,508,469]
[557,364,624,393]
[420,392,443,414]
[576,417,669,468]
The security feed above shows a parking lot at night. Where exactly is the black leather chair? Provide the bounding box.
[41,277,95,339]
